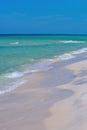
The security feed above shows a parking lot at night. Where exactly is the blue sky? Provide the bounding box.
[0,0,87,34]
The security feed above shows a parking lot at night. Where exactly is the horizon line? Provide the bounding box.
[0,33,87,36]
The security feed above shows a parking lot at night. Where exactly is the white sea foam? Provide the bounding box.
[1,47,87,95]
[24,47,87,72]
[23,59,55,73]
[2,47,87,79]
[72,48,87,55]
[59,40,86,43]
[0,80,26,94]
[3,72,24,78]
[10,42,19,45]
[58,53,75,60]
[54,47,87,61]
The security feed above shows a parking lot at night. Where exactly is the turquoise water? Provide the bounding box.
[1,35,87,73]
[0,35,87,93]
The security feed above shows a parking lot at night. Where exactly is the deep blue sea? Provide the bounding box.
[0,35,87,94]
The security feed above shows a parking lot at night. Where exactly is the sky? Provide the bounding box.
[0,0,87,34]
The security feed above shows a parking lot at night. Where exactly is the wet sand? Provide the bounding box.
[0,61,74,130]
[45,59,87,130]
[0,54,87,130]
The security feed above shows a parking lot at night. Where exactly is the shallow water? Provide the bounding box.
[1,35,87,93]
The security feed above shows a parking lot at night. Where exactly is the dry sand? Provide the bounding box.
[45,60,87,130]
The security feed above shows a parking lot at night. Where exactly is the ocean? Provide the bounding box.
[0,34,87,94]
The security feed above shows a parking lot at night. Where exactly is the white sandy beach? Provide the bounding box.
[0,58,87,130]
[45,59,87,130]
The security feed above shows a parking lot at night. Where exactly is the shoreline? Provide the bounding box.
[1,46,87,95]
[0,58,74,130]
[0,52,87,129]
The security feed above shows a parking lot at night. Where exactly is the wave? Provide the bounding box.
[0,40,86,48]
[0,80,26,94]
[1,47,87,95]
[58,53,75,60]
[2,47,87,79]
[20,59,54,74]
[72,48,87,55]
[21,47,87,73]
[10,42,19,45]
[53,48,87,62]
[3,72,24,78]
[59,40,86,43]
[27,40,86,45]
